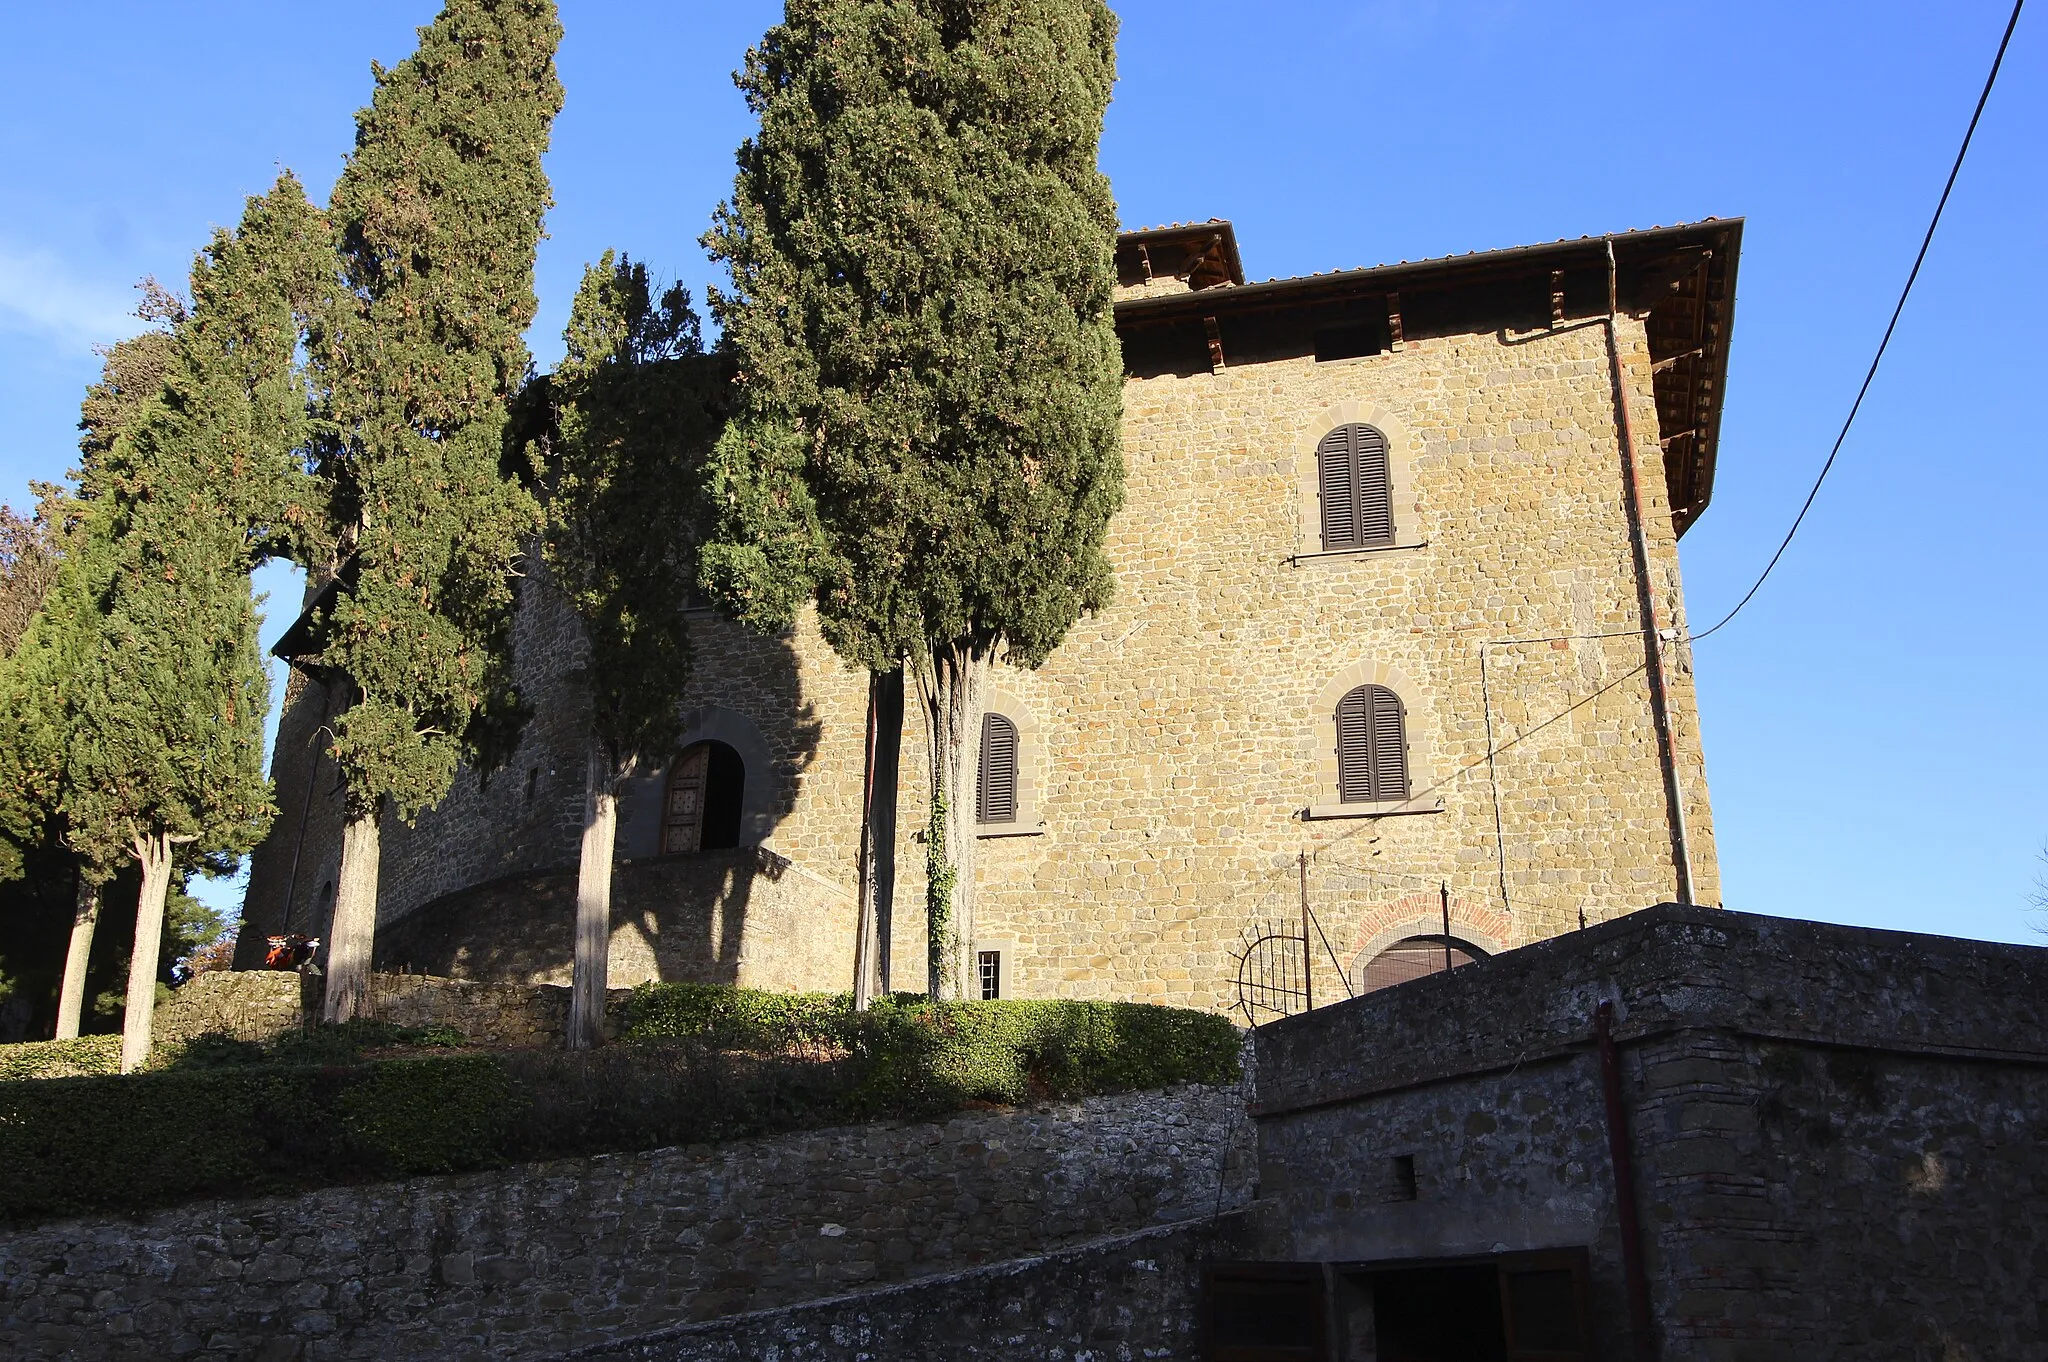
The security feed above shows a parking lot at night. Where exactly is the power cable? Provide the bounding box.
[1690,0,2026,643]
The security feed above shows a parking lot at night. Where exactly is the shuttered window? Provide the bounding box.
[978,714,1019,824]
[1336,684,1410,803]
[1317,423,1394,551]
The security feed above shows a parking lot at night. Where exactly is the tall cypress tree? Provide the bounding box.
[540,253,718,1047]
[307,0,562,1023]
[701,0,1126,999]
[8,311,196,1042]
[18,175,330,1069]
[3,329,175,1041]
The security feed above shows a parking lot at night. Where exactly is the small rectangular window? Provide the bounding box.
[1387,1154,1418,1202]
[978,950,1001,1000]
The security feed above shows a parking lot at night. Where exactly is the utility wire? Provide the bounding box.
[1691,0,2025,643]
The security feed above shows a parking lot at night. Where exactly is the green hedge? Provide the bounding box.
[621,986,1241,1112]
[0,1055,513,1220]
[0,1035,121,1081]
[1,992,1239,1224]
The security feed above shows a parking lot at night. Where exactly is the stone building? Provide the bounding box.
[238,218,1742,1012]
[1223,904,2048,1361]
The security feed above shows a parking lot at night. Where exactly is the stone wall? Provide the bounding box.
[244,269,1720,1011]
[563,1216,1251,1362]
[239,567,602,968]
[0,1085,1254,1362]
[152,971,305,1047]
[361,975,635,1048]
[1246,905,2048,1360]
[371,848,857,993]
[148,971,634,1051]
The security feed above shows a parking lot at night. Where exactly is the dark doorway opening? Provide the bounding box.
[663,740,746,855]
[1371,1264,1506,1361]
[1201,1251,1590,1362]
[700,742,744,850]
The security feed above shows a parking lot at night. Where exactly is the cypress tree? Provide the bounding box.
[22,175,330,1069]
[700,0,1126,999]
[7,316,192,1041]
[306,0,563,1023]
[540,253,718,1047]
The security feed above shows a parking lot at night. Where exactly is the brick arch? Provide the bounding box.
[1309,660,1440,812]
[1346,892,1514,980]
[1294,400,1419,558]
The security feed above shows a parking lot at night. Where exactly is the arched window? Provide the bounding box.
[1337,684,1409,803]
[978,713,1019,825]
[662,740,745,854]
[1354,935,1486,994]
[1317,423,1394,551]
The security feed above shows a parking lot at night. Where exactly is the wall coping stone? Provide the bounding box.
[1252,904,2048,1117]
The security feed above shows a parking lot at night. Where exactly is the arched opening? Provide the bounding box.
[1337,683,1409,804]
[978,712,1019,825]
[1317,422,1394,551]
[662,740,746,855]
[1353,935,1486,995]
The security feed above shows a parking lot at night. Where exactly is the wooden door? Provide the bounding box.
[663,747,709,855]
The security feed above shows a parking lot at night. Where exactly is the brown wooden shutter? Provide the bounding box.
[1354,425,1393,546]
[1336,688,1374,801]
[1317,424,1395,551]
[1337,684,1410,803]
[978,714,1018,824]
[1319,427,1357,550]
[1369,685,1409,800]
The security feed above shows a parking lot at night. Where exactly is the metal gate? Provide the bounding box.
[1232,921,1310,1026]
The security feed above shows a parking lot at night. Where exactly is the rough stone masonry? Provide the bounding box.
[240,219,1740,1013]
[0,1085,1254,1362]
[1245,904,2048,1360]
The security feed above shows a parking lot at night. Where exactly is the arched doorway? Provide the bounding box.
[662,741,745,854]
[1353,935,1486,994]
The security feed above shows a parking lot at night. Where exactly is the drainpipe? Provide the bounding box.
[1595,1000,1657,1361]
[1604,241,1696,906]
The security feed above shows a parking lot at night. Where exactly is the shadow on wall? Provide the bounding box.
[375,662,825,987]
[371,849,792,986]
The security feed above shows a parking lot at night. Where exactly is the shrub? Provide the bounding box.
[622,986,1242,1113]
[0,1057,519,1221]
[0,1035,121,1081]
[0,991,1239,1224]
[339,1056,512,1175]
[161,1020,469,1070]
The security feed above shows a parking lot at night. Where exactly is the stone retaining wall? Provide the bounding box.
[561,1216,1251,1362]
[146,970,635,1052]
[151,971,305,1047]
[0,1084,1253,1361]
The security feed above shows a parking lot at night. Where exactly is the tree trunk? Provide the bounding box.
[570,739,621,1049]
[854,668,905,1009]
[919,639,992,1001]
[119,834,175,1073]
[56,874,101,1040]
[323,808,382,1024]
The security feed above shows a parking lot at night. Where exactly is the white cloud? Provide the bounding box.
[0,241,148,356]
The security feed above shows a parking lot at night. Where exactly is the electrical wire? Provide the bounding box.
[1690,0,2026,643]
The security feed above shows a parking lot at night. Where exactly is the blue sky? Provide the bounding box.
[1,2,2041,943]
